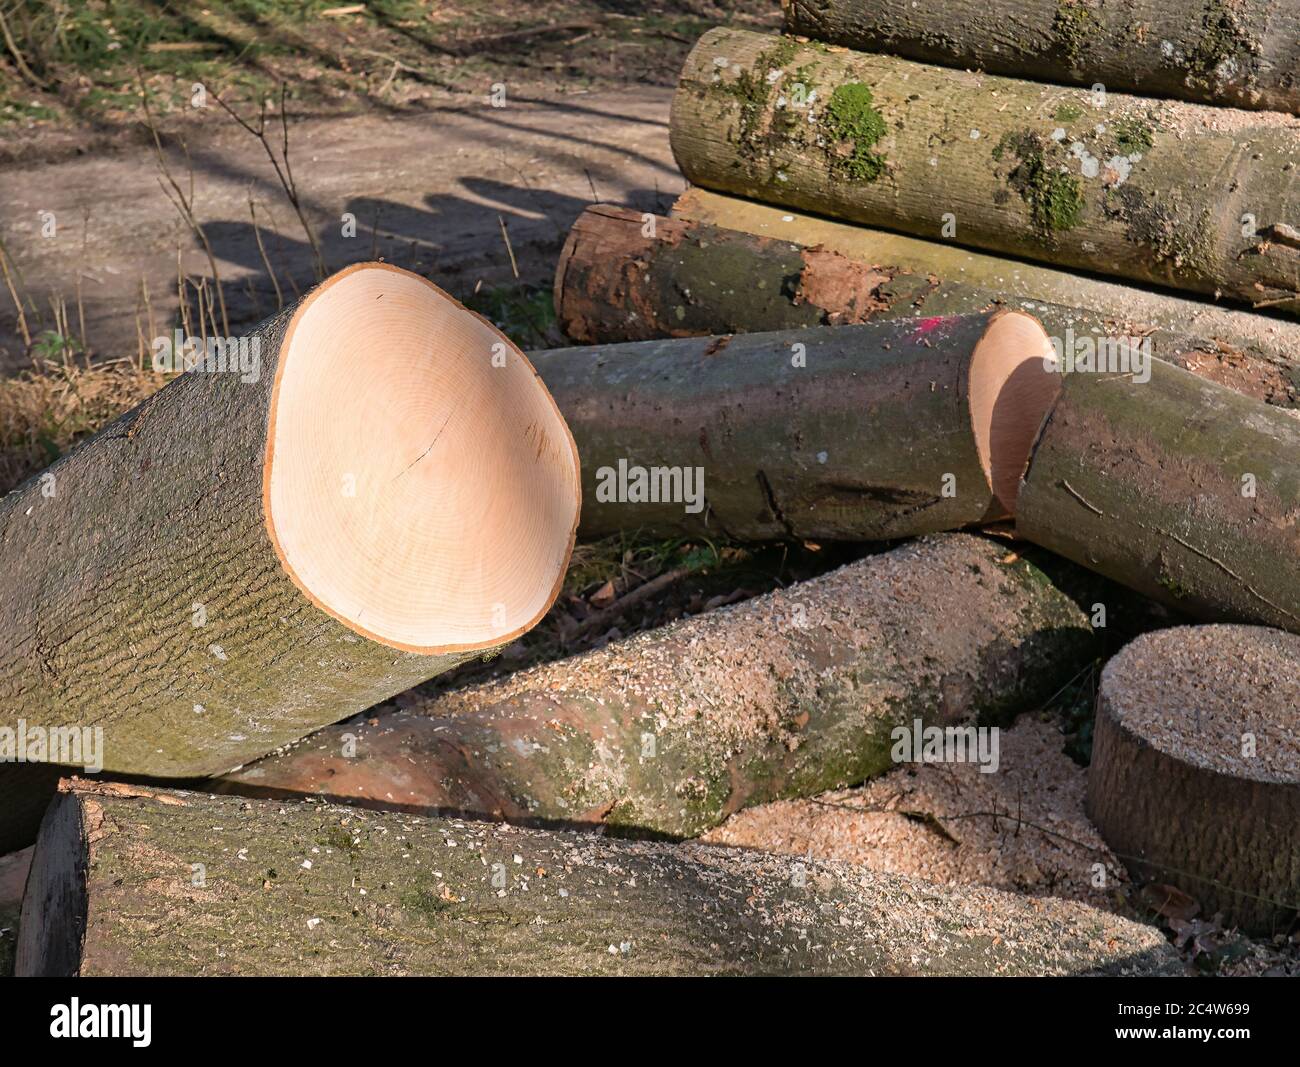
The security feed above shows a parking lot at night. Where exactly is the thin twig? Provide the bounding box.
[213,85,326,280]
[248,196,283,310]
[139,72,229,335]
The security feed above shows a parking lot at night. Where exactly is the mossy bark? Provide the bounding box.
[16,780,1181,975]
[1088,626,1300,934]
[670,29,1300,314]
[785,0,1300,113]
[0,298,485,854]
[218,534,1098,838]
[557,203,1300,408]
[1017,358,1300,632]
[535,312,1012,541]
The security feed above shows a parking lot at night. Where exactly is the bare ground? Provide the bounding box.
[0,87,682,374]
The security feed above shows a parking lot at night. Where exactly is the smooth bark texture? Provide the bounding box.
[670,30,1300,313]
[16,780,1182,976]
[218,535,1098,838]
[1017,359,1300,632]
[0,263,579,853]
[784,0,1300,113]
[556,204,1300,407]
[1087,625,1300,933]
[534,311,1046,541]
[675,188,1300,388]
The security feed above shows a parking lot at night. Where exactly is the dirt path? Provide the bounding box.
[0,88,681,373]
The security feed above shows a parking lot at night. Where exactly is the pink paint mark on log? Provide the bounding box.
[913,316,952,336]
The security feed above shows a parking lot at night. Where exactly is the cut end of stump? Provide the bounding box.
[263,263,581,654]
[967,310,1061,517]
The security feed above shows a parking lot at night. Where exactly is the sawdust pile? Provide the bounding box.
[703,716,1125,910]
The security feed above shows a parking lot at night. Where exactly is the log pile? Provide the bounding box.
[6,3,1300,977]
[669,28,1300,314]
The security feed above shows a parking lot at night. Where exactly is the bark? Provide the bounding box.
[535,311,1023,541]
[16,780,1182,976]
[784,0,1300,113]
[1016,358,1300,632]
[1087,624,1300,934]
[0,263,577,854]
[675,188,1300,383]
[670,29,1300,314]
[557,204,1300,408]
[217,534,1098,838]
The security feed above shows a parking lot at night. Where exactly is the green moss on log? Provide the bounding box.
[995,130,1084,235]
[823,82,888,182]
[1053,0,1099,64]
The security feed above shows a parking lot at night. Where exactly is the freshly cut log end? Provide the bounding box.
[1087,625,1300,934]
[265,262,581,653]
[967,310,1060,516]
[0,263,580,851]
[17,781,1181,976]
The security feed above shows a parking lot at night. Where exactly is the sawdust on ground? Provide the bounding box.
[703,716,1125,911]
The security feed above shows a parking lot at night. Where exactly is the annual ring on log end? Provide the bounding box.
[262,262,581,655]
[966,310,1060,517]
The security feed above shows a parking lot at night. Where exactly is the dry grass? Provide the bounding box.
[0,358,166,494]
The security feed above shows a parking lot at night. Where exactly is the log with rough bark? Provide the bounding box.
[217,534,1098,837]
[533,311,1061,540]
[556,204,1300,407]
[783,0,1300,113]
[674,188,1300,390]
[1087,625,1300,934]
[0,262,581,853]
[670,30,1300,313]
[16,780,1182,975]
[1016,358,1300,632]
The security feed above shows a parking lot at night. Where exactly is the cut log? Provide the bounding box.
[674,188,1300,389]
[0,262,580,853]
[1016,358,1300,633]
[556,204,1300,407]
[783,0,1300,113]
[217,534,1098,838]
[16,780,1182,975]
[1087,624,1300,933]
[670,30,1300,313]
[532,310,1060,540]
